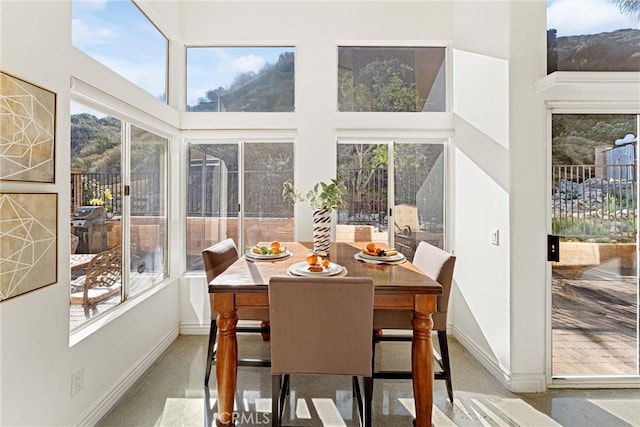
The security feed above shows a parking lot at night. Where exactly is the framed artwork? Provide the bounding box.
[0,193,58,302]
[0,71,56,182]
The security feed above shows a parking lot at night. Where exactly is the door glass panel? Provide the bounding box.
[243,142,294,249]
[129,125,167,297]
[394,143,445,259]
[186,143,239,271]
[70,101,123,328]
[337,142,389,244]
[551,113,638,377]
[337,141,446,259]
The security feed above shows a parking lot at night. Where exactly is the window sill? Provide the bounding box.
[69,277,178,347]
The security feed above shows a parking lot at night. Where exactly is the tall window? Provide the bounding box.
[186,140,294,271]
[70,100,168,330]
[186,47,295,112]
[337,140,446,260]
[338,47,446,112]
[546,0,640,73]
[72,0,168,101]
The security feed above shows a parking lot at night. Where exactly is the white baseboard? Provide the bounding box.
[450,324,546,393]
[75,325,180,426]
[180,322,209,335]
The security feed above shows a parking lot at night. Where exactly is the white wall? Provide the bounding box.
[451,0,548,391]
[0,1,181,425]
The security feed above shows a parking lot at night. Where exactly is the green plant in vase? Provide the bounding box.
[282,178,347,254]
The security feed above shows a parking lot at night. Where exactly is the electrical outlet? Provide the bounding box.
[490,228,499,246]
[71,368,84,397]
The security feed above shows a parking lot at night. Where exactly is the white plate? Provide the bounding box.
[358,251,406,262]
[245,249,292,260]
[287,261,344,277]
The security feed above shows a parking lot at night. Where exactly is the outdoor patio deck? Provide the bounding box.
[552,268,638,376]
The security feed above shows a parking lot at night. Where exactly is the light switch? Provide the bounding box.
[491,228,499,246]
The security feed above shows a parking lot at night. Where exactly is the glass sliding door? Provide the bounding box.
[551,113,639,377]
[337,140,446,259]
[393,143,445,258]
[186,140,294,272]
[186,143,239,271]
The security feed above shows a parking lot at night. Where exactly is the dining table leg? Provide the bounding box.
[214,293,238,426]
[412,294,436,427]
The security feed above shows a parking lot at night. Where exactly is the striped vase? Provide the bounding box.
[312,208,332,254]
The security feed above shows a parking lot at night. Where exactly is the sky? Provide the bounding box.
[547,0,639,36]
[71,0,639,112]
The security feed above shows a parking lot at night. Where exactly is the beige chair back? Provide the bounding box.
[202,239,268,322]
[269,276,374,377]
[411,241,456,330]
[373,241,455,330]
[202,238,239,283]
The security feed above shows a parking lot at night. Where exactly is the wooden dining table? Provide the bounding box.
[208,241,442,426]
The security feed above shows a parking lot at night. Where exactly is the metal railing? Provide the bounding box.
[552,164,637,241]
[71,172,161,216]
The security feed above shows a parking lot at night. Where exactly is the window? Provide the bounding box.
[337,140,446,259]
[70,100,168,330]
[338,47,446,112]
[186,47,295,112]
[186,140,294,271]
[546,0,640,73]
[72,0,168,101]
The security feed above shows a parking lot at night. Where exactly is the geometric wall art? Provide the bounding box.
[0,71,56,182]
[0,193,58,301]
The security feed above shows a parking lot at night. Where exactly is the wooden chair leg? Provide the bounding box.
[437,330,453,403]
[204,319,217,386]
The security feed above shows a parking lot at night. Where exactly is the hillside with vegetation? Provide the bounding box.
[552,114,636,166]
[547,28,640,73]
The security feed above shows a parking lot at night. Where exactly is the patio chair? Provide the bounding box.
[269,276,375,427]
[372,241,456,402]
[394,204,419,258]
[71,234,79,254]
[70,245,122,318]
[202,239,271,387]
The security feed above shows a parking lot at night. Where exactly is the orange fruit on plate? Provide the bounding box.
[366,242,376,252]
[322,259,330,268]
[271,241,281,253]
[306,253,318,266]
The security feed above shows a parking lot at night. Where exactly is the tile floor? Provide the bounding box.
[96,334,640,426]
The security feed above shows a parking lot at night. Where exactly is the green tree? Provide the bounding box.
[339,58,418,112]
[613,0,640,19]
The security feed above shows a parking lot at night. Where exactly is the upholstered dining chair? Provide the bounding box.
[372,241,456,402]
[269,276,375,427]
[202,238,270,386]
